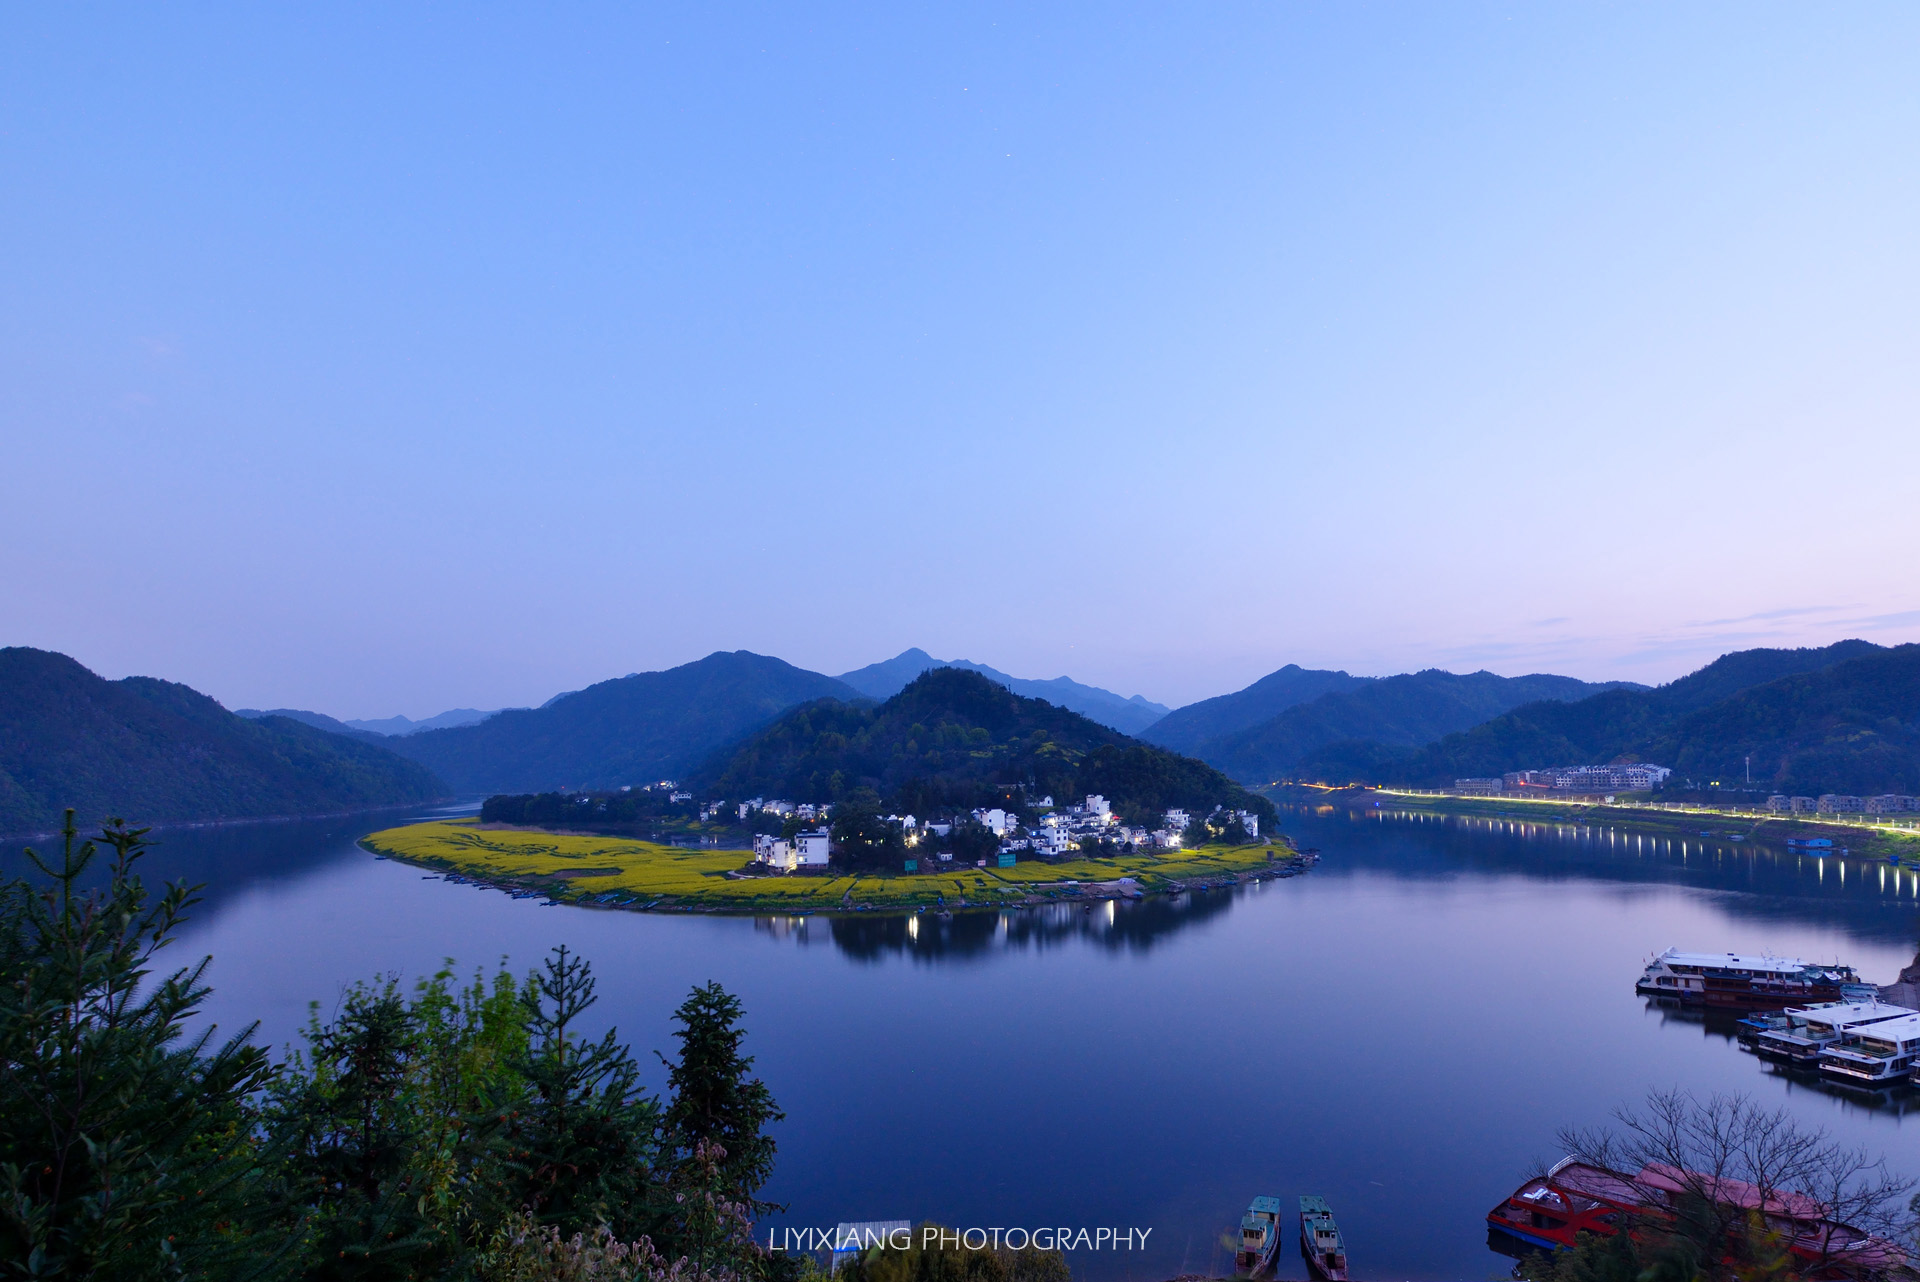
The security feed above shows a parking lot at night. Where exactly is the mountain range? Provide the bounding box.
[693,667,1271,830]
[6,637,1917,835]
[1361,640,1917,794]
[835,648,1170,736]
[0,648,444,837]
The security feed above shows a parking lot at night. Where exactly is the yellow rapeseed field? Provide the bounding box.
[360,820,1281,912]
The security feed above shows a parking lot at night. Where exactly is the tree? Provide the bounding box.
[658,984,783,1219]
[829,791,904,870]
[507,948,658,1241]
[1523,1088,1919,1282]
[0,813,276,1280]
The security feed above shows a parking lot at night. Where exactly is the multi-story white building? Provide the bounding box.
[1818,795,1865,814]
[795,829,832,867]
[1866,795,1919,814]
[1163,808,1190,834]
[752,835,796,872]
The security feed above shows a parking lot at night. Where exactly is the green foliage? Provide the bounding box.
[0,647,445,836]
[0,813,275,1280]
[830,791,906,870]
[509,948,658,1239]
[694,669,1274,832]
[2,807,789,1282]
[658,984,783,1221]
[835,1227,1069,1282]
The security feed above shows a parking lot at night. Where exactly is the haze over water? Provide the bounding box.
[94,806,1920,1281]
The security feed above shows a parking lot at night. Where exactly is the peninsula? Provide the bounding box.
[359,819,1302,913]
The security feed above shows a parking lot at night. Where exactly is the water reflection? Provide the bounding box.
[813,888,1238,963]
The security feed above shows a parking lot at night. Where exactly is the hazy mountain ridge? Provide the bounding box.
[693,667,1272,830]
[0,647,446,836]
[382,651,861,793]
[836,648,1170,736]
[1353,640,1912,792]
[1139,664,1372,754]
[1189,669,1638,784]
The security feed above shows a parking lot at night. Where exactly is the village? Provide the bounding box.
[741,793,1265,873]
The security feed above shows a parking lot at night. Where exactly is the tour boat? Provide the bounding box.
[1755,1001,1916,1065]
[1486,1156,1907,1278]
[1636,947,1870,1010]
[1233,1196,1282,1275]
[1818,1013,1920,1086]
[1298,1196,1347,1282]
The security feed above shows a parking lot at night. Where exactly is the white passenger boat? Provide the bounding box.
[1756,1001,1916,1065]
[1636,947,1871,1009]
[1818,1013,1920,1085]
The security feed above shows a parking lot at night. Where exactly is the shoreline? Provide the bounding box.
[1305,787,1920,859]
[359,819,1317,916]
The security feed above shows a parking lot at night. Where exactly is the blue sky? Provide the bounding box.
[4,4,1918,717]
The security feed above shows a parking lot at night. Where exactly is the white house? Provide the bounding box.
[753,835,796,872]
[974,808,1012,835]
[1163,809,1190,834]
[1236,810,1260,838]
[1818,795,1865,814]
[795,829,832,867]
[1085,794,1111,819]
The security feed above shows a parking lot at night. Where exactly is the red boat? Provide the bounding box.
[1487,1158,1906,1280]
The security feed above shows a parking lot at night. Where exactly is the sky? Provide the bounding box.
[4,4,1919,718]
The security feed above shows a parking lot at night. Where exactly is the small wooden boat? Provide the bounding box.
[1299,1195,1348,1281]
[1234,1196,1282,1275]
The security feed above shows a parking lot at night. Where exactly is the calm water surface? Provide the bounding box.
[41,802,1920,1282]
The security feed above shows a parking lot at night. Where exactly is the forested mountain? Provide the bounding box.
[1357,641,1913,792]
[384,650,859,793]
[0,647,446,836]
[1139,663,1370,754]
[1186,669,1634,784]
[836,648,1170,735]
[694,667,1273,829]
[344,708,498,735]
[235,706,387,742]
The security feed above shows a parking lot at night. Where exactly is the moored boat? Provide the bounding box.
[1486,1155,1908,1277]
[1636,947,1870,1011]
[1233,1196,1282,1275]
[1756,1001,1916,1065]
[1818,1013,1920,1086]
[1299,1196,1347,1282]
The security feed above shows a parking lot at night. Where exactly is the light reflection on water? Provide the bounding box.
[19,801,1917,1282]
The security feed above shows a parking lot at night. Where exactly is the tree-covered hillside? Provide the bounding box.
[385,650,858,793]
[1193,669,1635,784]
[692,667,1274,829]
[0,647,446,835]
[1355,641,1916,792]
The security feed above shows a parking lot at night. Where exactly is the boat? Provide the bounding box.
[1818,1014,1920,1086]
[1486,1156,1907,1276]
[1298,1196,1347,1282]
[1756,1001,1916,1065]
[1233,1196,1282,1275]
[1636,947,1870,1010]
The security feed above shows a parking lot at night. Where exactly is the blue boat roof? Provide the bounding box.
[1299,1195,1332,1215]
[1248,1196,1282,1215]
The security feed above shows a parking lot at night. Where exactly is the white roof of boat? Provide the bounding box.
[1800,1001,1916,1028]
[1845,1013,1920,1041]
[1654,948,1811,971]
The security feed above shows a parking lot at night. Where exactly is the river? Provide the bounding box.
[41,800,1920,1281]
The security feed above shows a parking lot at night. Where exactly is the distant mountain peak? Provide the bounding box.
[834,648,1169,736]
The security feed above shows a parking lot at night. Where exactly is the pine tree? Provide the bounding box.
[657,984,783,1216]
[0,813,275,1280]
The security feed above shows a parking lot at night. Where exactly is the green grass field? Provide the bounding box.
[360,820,1281,913]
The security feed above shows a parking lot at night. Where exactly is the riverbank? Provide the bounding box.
[359,819,1306,914]
[1308,788,1920,860]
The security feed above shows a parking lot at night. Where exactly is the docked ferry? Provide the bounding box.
[1756,1001,1916,1065]
[1818,1013,1920,1086]
[1486,1157,1906,1277]
[1299,1196,1348,1282]
[1234,1196,1282,1276]
[1636,947,1872,1010]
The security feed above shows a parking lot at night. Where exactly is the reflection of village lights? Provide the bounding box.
[907,915,919,940]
